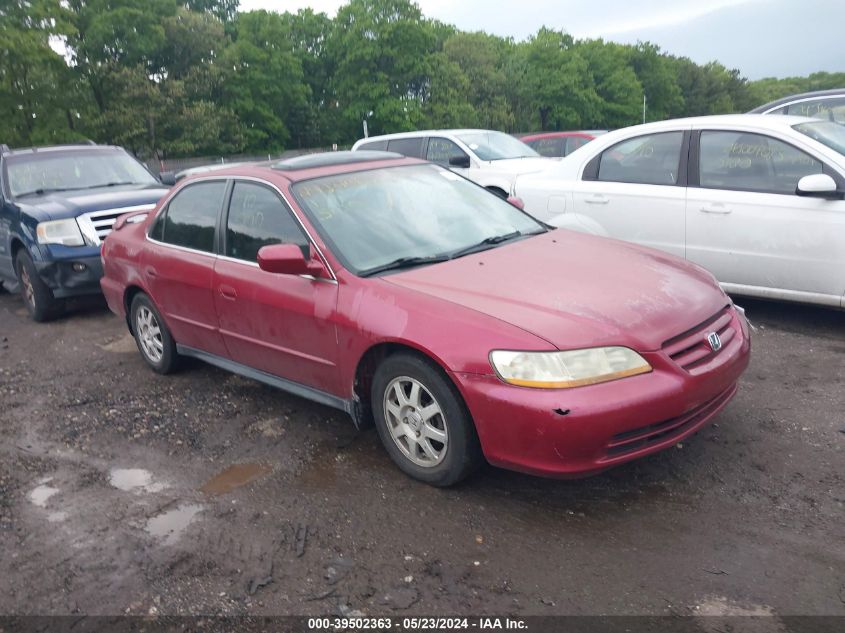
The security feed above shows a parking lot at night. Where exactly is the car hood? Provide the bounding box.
[383,230,729,352]
[17,184,169,221]
[484,157,557,174]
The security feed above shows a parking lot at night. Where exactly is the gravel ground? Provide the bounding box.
[0,288,843,619]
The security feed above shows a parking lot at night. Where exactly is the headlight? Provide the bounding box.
[36,219,86,246]
[490,347,652,389]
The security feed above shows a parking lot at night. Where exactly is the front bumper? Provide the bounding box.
[34,251,104,299]
[453,309,751,477]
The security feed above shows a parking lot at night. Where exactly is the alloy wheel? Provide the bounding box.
[383,376,449,467]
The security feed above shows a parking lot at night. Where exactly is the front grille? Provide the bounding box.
[604,385,735,458]
[77,204,155,245]
[661,306,736,375]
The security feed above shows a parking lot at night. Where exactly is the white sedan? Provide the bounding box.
[515,114,845,309]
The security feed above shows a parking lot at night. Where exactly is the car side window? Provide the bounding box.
[785,97,845,124]
[161,181,226,252]
[529,138,563,157]
[699,131,823,194]
[226,181,308,263]
[425,137,468,164]
[566,136,591,155]
[386,137,425,158]
[357,140,388,151]
[597,132,684,185]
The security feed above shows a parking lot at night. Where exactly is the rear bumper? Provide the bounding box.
[35,254,104,299]
[454,310,751,478]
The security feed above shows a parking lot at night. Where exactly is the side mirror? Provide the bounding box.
[448,155,471,169]
[257,243,328,278]
[507,196,525,209]
[159,171,177,186]
[796,173,841,199]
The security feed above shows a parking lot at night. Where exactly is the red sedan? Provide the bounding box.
[101,151,750,486]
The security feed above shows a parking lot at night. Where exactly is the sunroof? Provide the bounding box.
[272,150,403,171]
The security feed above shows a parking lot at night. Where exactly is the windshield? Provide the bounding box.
[292,164,546,275]
[6,150,158,197]
[793,121,845,156]
[455,131,540,161]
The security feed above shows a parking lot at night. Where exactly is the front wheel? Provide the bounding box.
[15,250,64,322]
[130,293,179,374]
[371,353,483,486]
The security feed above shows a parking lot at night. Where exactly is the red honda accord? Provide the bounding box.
[101,151,750,486]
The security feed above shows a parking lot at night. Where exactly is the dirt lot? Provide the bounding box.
[0,288,843,618]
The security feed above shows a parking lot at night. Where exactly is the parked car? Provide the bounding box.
[519,130,607,157]
[749,88,845,123]
[515,114,845,309]
[351,129,553,197]
[101,150,750,485]
[0,142,169,320]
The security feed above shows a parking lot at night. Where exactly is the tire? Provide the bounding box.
[15,249,64,322]
[486,186,508,199]
[371,352,483,486]
[130,293,179,374]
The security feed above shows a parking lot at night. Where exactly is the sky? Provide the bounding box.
[239,0,845,80]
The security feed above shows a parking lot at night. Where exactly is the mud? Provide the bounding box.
[0,291,843,617]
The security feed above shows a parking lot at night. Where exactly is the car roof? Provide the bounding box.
[520,130,607,141]
[178,151,423,185]
[355,129,509,143]
[1,143,121,157]
[748,88,845,113]
[594,114,818,139]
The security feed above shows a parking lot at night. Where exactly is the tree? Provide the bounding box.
[326,0,437,139]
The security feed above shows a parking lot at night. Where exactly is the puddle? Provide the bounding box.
[47,511,68,523]
[100,335,137,354]
[109,468,167,492]
[200,463,272,496]
[145,504,203,546]
[29,485,59,507]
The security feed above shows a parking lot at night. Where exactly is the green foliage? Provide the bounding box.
[2,0,836,157]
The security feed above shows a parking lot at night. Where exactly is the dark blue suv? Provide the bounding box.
[0,143,169,321]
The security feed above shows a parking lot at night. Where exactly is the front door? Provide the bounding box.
[212,180,340,394]
[686,129,845,304]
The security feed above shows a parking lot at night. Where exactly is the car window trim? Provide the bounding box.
[691,128,836,196]
[147,174,337,283]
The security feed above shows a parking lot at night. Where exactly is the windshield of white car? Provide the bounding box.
[292,164,547,276]
[793,121,845,156]
[7,150,158,198]
[456,131,540,161]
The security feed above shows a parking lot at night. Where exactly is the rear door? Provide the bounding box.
[572,129,690,258]
[143,180,228,355]
[212,180,340,393]
[686,129,845,304]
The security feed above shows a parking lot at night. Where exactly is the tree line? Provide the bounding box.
[2,0,843,160]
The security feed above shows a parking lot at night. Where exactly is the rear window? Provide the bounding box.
[356,140,388,151]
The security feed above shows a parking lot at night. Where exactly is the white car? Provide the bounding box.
[352,129,554,197]
[515,114,845,309]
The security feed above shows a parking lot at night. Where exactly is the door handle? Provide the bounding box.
[700,204,732,214]
[218,284,237,300]
[584,194,609,205]
[144,266,158,278]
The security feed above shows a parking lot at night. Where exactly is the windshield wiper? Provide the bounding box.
[84,181,137,189]
[448,231,525,259]
[15,186,79,198]
[359,254,452,277]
